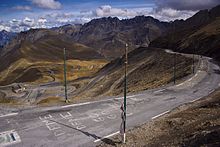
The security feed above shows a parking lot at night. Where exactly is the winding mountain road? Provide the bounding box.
[0,56,220,147]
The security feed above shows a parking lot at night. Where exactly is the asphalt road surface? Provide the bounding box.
[0,57,220,147]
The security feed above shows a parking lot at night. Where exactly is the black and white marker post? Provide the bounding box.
[120,43,128,143]
[63,48,68,103]
[171,25,176,85]
[193,44,195,74]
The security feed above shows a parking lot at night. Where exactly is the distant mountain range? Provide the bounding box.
[70,16,170,59]
[2,5,220,61]
[0,15,172,62]
[49,16,171,59]
[0,4,219,85]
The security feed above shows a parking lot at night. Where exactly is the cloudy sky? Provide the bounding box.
[0,0,219,32]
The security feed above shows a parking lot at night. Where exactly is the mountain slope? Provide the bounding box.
[0,29,106,85]
[150,5,220,61]
[51,24,82,36]
[70,16,170,59]
[0,30,16,49]
[70,47,195,101]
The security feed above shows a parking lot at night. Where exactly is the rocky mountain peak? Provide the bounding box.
[0,30,16,49]
[209,4,220,18]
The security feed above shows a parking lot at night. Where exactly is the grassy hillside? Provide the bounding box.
[150,16,220,61]
[0,59,107,85]
[0,29,106,86]
[69,47,195,102]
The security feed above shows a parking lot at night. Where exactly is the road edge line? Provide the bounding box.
[0,113,18,118]
[94,131,120,143]
[62,94,143,108]
[151,110,170,120]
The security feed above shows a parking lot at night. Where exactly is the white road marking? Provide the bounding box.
[127,95,137,98]
[153,89,165,94]
[152,110,170,120]
[47,124,61,131]
[209,90,215,94]
[94,131,120,143]
[93,117,105,122]
[176,83,184,87]
[54,130,65,137]
[62,98,118,108]
[130,97,143,102]
[187,77,193,82]
[76,125,86,130]
[190,97,202,103]
[114,97,123,100]
[115,94,143,100]
[61,102,91,108]
[127,112,133,117]
[101,111,108,115]
[165,49,175,54]
[60,112,72,119]
[0,113,18,118]
[62,94,142,108]
[176,71,200,87]
[39,114,52,120]
[107,114,117,120]
[89,113,99,118]
[69,119,79,126]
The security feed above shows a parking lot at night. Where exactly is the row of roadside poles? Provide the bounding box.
[62,41,196,143]
[63,48,69,103]
[62,44,128,143]
[171,24,196,85]
[173,44,196,85]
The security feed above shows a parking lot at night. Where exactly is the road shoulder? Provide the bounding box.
[98,88,220,147]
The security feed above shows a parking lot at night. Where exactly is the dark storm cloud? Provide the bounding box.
[156,0,220,11]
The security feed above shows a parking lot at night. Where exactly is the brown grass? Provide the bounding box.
[36,96,65,106]
[72,48,195,100]
[0,59,107,85]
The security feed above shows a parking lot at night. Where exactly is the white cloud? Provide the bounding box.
[0,25,11,32]
[0,3,201,33]
[38,18,47,24]
[22,17,35,27]
[6,17,36,32]
[155,0,220,11]
[92,5,196,21]
[44,12,90,25]
[46,12,75,19]
[37,18,47,28]
[94,5,137,18]
[57,18,69,23]
[31,0,61,10]
[13,5,32,11]
[151,8,196,21]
